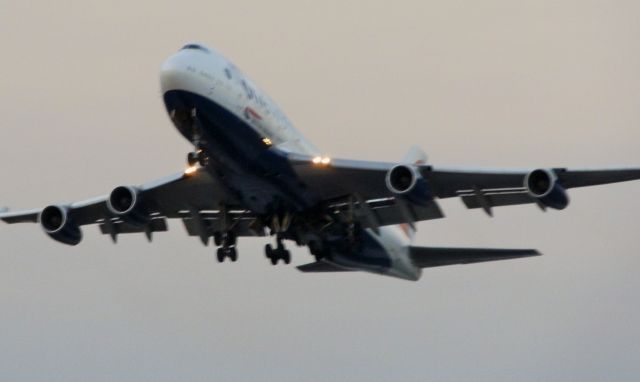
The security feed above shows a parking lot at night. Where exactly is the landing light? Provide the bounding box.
[312,156,331,166]
[262,137,273,146]
[184,165,198,175]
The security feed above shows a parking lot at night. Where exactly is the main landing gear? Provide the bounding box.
[215,231,238,263]
[265,237,291,265]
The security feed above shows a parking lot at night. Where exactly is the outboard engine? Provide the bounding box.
[40,205,82,245]
[107,186,148,226]
[524,169,570,210]
[385,164,432,206]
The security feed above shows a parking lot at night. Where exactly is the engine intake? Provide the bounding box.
[385,164,432,206]
[524,169,570,210]
[40,205,82,245]
[107,186,148,225]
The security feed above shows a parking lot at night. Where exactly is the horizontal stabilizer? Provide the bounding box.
[409,246,540,268]
[297,261,353,273]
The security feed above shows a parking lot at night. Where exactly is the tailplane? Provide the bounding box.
[402,145,428,165]
[409,246,540,268]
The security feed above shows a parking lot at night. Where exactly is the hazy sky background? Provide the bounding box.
[1,1,639,381]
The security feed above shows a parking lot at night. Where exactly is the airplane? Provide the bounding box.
[1,43,639,281]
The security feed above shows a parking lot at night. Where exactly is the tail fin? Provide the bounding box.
[402,145,428,165]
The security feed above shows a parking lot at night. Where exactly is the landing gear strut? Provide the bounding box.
[184,108,208,167]
[265,237,291,265]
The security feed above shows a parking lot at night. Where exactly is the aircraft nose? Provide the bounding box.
[160,53,194,94]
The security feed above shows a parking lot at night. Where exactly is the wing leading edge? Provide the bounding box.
[289,153,640,215]
[3,150,640,245]
[0,167,266,242]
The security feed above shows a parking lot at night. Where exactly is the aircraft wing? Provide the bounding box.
[289,154,640,215]
[426,166,640,213]
[3,153,640,243]
[0,168,266,243]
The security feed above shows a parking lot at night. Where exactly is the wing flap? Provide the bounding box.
[459,190,536,210]
[99,217,168,235]
[409,246,540,268]
[181,215,267,238]
[327,197,444,229]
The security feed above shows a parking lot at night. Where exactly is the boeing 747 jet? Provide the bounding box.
[2,44,639,280]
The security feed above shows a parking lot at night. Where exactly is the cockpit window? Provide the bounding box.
[181,44,210,53]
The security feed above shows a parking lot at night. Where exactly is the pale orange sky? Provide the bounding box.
[0,1,639,381]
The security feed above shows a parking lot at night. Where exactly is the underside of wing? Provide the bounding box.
[424,166,640,214]
[290,153,640,219]
[409,246,541,268]
[0,167,263,244]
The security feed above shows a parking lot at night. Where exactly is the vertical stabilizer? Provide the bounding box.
[402,145,428,165]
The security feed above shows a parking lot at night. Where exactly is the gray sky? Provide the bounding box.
[1,1,639,381]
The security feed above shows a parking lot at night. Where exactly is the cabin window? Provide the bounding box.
[181,44,210,53]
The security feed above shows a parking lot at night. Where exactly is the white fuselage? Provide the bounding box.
[160,44,420,280]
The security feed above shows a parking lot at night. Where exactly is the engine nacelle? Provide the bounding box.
[385,164,432,206]
[107,186,148,226]
[524,169,570,210]
[39,205,82,245]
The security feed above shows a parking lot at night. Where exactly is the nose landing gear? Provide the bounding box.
[187,150,208,167]
[173,107,209,167]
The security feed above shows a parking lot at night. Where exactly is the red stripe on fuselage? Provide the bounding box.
[399,223,413,239]
[244,106,263,121]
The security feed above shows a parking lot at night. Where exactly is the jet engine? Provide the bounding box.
[40,205,82,245]
[107,186,148,225]
[524,169,570,210]
[385,164,432,206]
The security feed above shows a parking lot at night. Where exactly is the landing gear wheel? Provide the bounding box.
[216,248,225,263]
[196,150,208,166]
[229,247,238,262]
[309,241,325,260]
[265,244,279,265]
[265,244,274,258]
[265,243,291,265]
[187,152,198,167]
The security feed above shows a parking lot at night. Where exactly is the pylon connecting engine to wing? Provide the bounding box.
[39,205,82,245]
[524,169,570,210]
[385,164,432,206]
